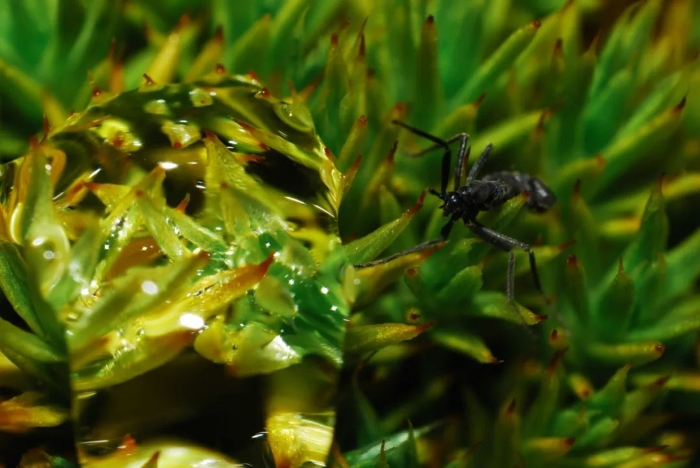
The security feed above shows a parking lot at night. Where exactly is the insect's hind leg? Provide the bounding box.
[467,222,549,327]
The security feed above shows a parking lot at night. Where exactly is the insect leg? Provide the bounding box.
[467,221,547,304]
[391,120,456,197]
[468,222,544,340]
[353,238,444,268]
[398,132,470,192]
[354,213,460,269]
[466,143,494,183]
[453,137,470,191]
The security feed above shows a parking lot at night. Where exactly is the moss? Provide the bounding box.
[1,1,699,466]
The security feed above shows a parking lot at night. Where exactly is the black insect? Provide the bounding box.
[356,120,556,318]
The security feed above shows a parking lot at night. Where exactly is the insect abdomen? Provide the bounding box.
[482,171,556,213]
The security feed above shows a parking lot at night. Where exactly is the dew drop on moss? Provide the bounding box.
[0,74,351,465]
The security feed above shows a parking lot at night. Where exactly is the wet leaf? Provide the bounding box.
[344,322,433,356]
[0,391,68,433]
[432,329,499,364]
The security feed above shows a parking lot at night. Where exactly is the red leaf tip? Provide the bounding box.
[408,189,428,215]
[674,96,687,112]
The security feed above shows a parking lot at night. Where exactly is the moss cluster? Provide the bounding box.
[1,1,700,467]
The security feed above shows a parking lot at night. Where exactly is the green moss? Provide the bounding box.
[1,0,699,466]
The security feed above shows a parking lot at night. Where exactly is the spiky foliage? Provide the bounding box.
[1,0,700,467]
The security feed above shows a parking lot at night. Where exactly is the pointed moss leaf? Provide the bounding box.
[435,1,483,97]
[0,241,44,336]
[316,34,349,142]
[432,329,498,364]
[379,186,402,226]
[522,437,574,464]
[471,110,542,155]
[45,226,102,309]
[352,372,383,447]
[624,183,668,272]
[343,424,435,468]
[88,183,132,212]
[453,21,539,106]
[0,391,68,433]
[344,323,432,356]
[63,0,118,73]
[620,377,668,426]
[434,100,480,142]
[595,262,634,338]
[269,0,309,61]
[595,172,700,217]
[582,70,632,154]
[180,256,274,322]
[22,150,70,294]
[564,256,589,326]
[665,225,700,299]
[633,254,667,324]
[552,157,605,203]
[587,365,629,418]
[0,346,62,391]
[586,341,663,367]
[515,6,565,71]
[436,265,483,307]
[380,0,416,101]
[585,446,665,468]
[0,242,63,349]
[167,208,228,253]
[184,32,225,82]
[338,115,368,171]
[551,409,588,439]
[343,199,422,264]
[352,251,432,310]
[144,20,200,85]
[413,16,442,130]
[523,364,561,439]
[136,194,187,260]
[588,0,659,100]
[72,329,196,392]
[68,252,209,347]
[0,317,65,364]
[573,416,619,449]
[491,399,520,468]
[339,82,361,141]
[227,14,271,76]
[415,239,477,292]
[379,186,417,253]
[0,57,44,118]
[382,375,453,432]
[618,67,689,139]
[472,292,541,325]
[629,296,700,342]
[202,322,302,377]
[598,101,683,190]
